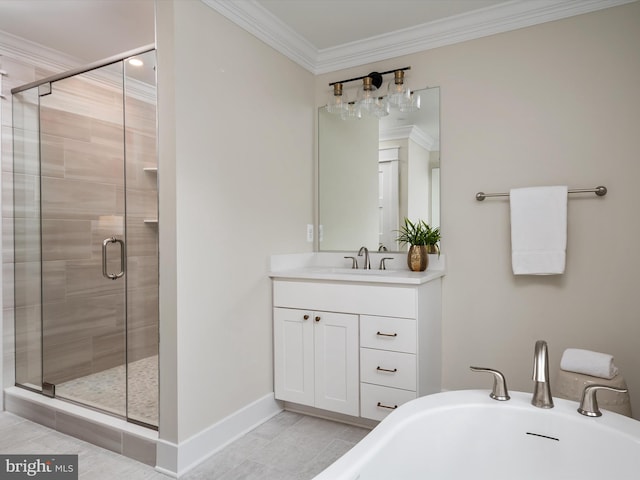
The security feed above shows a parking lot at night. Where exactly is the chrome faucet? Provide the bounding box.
[578,384,628,417]
[358,246,371,269]
[531,340,554,409]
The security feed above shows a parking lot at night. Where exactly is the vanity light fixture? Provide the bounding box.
[326,67,417,119]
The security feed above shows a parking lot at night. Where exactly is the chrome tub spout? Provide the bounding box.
[532,340,554,409]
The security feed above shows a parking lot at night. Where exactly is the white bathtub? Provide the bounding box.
[313,390,640,480]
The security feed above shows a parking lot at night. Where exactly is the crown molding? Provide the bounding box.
[0,29,81,75]
[201,0,317,72]
[201,0,636,75]
[380,125,437,151]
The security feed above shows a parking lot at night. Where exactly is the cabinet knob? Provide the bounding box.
[315,316,321,322]
[303,314,309,320]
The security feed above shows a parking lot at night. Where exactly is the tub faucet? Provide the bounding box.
[358,246,371,269]
[532,340,554,409]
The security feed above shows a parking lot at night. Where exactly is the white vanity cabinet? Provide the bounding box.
[273,307,359,416]
[272,274,442,422]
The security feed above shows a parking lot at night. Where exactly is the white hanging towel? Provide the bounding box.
[510,185,568,275]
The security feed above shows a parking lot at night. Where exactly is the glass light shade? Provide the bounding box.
[326,83,348,114]
[399,91,421,112]
[371,96,390,117]
[387,70,411,108]
[340,101,362,120]
[356,77,379,116]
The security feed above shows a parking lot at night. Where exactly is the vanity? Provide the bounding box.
[270,253,444,422]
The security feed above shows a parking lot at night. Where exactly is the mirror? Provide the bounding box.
[318,87,440,252]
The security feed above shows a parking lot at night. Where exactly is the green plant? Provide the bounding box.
[396,218,440,246]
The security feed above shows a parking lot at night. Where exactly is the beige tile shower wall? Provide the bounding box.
[124,95,158,364]
[39,76,128,385]
[4,57,158,387]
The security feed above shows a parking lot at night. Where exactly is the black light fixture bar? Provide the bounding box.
[329,66,411,89]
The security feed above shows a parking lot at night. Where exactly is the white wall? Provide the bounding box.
[156,0,314,444]
[316,2,640,418]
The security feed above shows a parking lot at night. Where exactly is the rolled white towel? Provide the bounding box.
[560,348,619,379]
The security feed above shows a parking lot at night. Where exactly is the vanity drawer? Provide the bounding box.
[360,348,416,391]
[360,315,416,353]
[360,383,416,421]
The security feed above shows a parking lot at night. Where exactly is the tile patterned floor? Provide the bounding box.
[0,410,370,480]
[56,355,158,426]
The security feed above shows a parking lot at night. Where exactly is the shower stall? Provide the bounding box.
[11,47,158,428]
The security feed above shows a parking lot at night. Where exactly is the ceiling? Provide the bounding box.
[254,0,507,50]
[0,0,634,74]
[0,0,155,65]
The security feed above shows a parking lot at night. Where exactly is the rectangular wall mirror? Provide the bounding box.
[318,87,440,252]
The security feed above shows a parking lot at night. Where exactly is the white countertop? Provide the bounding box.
[269,252,445,285]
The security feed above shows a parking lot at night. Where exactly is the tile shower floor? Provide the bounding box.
[0,410,370,479]
[56,355,158,426]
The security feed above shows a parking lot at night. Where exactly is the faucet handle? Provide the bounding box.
[379,257,393,270]
[344,256,358,269]
[470,366,510,401]
[578,384,628,417]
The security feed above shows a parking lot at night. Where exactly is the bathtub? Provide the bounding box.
[313,390,640,479]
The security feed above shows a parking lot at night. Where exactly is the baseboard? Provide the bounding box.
[282,401,378,430]
[155,392,282,477]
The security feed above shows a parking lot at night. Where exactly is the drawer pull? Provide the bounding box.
[376,366,398,373]
[377,402,398,410]
[315,316,321,322]
[303,315,309,320]
[376,331,397,337]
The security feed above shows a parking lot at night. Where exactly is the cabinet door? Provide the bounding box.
[274,308,314,406]
[313,311,359,416]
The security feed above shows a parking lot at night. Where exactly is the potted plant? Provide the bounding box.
[425,226,441,255]
[396,218,440,271]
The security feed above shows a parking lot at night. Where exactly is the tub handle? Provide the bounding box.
[377,402,398,410]
[470,366,510,401]
[376,366,398,373]
[578,384,628,417]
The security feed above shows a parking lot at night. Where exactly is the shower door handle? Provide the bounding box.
[102,237,125,280]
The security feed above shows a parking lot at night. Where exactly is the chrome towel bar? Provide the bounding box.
[475,185,607,201]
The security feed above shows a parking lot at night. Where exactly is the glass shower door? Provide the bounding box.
[39,61,128,418]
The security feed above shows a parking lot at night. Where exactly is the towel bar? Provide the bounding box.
[475,185,607,201]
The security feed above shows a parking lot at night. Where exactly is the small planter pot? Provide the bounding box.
[407,245,428,272]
